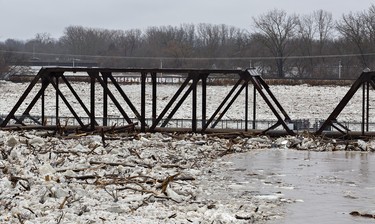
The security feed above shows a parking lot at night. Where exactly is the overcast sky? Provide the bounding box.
[1,0,374,41]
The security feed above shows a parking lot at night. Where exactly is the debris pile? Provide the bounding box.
[1,129,375,223]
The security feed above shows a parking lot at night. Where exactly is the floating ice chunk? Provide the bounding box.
[107,204,127,213]
[28,136,45,147]
[343,190,358,199]
[83,135,102,146]
[165,187,186,203]
[50,186,70,198]
[254,194,281,201]
[140,137,150,142]
[9,149,20,161]
[123,194,152,203]
[368,141,375,151]
[39,163,56,176]
[274,138,289,149]
[251,136,271,144]
[357,140,367,151]
[162,137,172,142]
[6,136,18,147]
[187,169,201,176]
[228,184,245,190]
[213,212,237,222]
[74,143,88,152]
[63,169,76,177]
[0,177,12,189]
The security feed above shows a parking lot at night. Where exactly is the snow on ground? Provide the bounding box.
[1,80,375,223]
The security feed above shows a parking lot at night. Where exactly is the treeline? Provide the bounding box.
[1,6,375,79]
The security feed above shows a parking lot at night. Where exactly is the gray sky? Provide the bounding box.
[1,0,374,41]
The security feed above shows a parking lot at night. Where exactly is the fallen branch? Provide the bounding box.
[350,211,375,219]
[104,188,119,202]
[160,173,180,194]
[56,164,105,173]
[161,164,188,169]
[235,214,254,220]
[128,148,141,159]
[174,175,195,181]
[168,213,177,219]
[53,150,80,156]
[16,213,24,224]
[56,211,65,224]
[10,176,30,191]
[65,175,98,180]
[89,161,136,168]
[91,160,152,169]
[22,207,37,217]
[59,196,71,209]
[116,186,156,194]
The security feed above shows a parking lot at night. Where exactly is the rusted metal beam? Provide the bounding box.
[201,73,208,128]
[192,74,199,132]
[55,74,59,126]
[202,78,243,132]
[106,73,144,126]
[316,71,375,135]
[49,75,86,128]
[253,85,256,129]
[102,72,109,126]
[245,81,248,131]
[91,72,133,125]
[246,70,293,135]
[17,79,50,123]
[1,68,47,127]
[90,72,96,130]
[60,75,93,122]
[150,76,192,131]
[151,72,157,123]
[161,75,195,127]
[211,82,247,128]
[141,72,147,132]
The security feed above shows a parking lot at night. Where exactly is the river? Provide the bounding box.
[223,149,375,223]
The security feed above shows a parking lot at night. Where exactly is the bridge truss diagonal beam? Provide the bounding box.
[1,68,47,127]
[316,71,375,136]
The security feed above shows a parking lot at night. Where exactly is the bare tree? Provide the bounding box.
[364,4,375,66]
[60,26,115,56]
[296,14,315,77]
[337,8,372,69]
[195,23,248,68]
[252,9,299,77]
[296,10,334,77]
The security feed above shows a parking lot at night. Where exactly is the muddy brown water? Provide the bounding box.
[224,149,375,223]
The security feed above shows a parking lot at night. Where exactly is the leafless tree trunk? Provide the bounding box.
[252,9,299,77]
[296,10,334,77]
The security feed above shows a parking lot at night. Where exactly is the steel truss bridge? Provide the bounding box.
[1,67,375,137]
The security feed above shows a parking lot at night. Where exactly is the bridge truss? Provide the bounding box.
[0,67,294,135]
